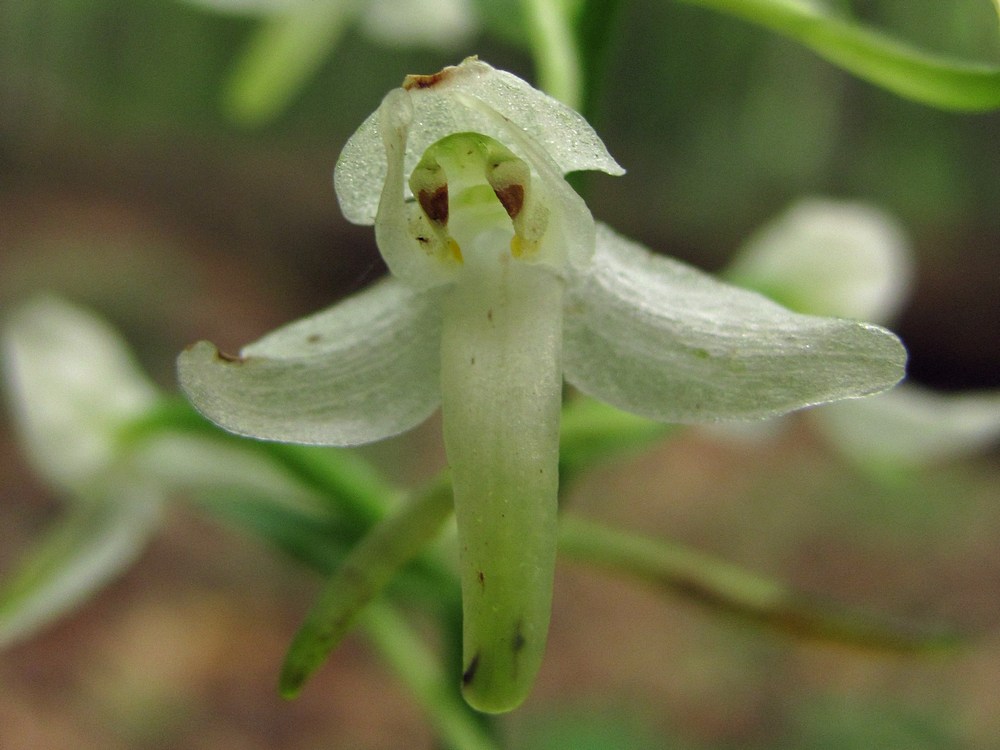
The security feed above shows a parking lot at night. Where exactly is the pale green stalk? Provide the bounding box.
[361,602,499,750]
[225,0,357,124]
[519,0,584,108]
[558,516,958,652]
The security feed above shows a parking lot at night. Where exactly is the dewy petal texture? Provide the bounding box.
[334,56,623,227]
[563,224,907,422]
[178,278,443,445]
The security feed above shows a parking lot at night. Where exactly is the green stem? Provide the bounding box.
[519,0,584,108]
[676,0,1000,111]
[279,473,454,698]
[558,516,959,652]
[361,601,499,750]
[574,0,625,123]
[119,397,391,527]
[225,0,358,125]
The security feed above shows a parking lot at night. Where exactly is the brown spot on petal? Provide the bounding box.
[403,57,474,90]
[403,70,450,90]
[418,186,449,225]
[216,348,245,364]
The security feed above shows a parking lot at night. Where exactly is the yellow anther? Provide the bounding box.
[450,239,464,263]
[510,235,524,258]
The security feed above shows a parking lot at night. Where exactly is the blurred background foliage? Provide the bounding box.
[1,0,999,748]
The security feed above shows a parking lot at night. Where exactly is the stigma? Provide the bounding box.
[407,133,549,268]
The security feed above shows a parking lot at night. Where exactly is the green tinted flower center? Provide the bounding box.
[407,133,548,266]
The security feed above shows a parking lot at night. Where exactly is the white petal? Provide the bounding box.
[0,486,162,649]
[334,57,622,227]
[177,277,443,445]
[2,296,159,491]
[726,199,914,323]
[813,385,1000,467]
[359,0,477,47]
[563,224,907,423]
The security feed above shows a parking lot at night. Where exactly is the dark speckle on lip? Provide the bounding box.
[462,653,480,686]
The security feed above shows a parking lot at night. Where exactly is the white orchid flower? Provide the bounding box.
[178,58,906,712]
[1,296,325,648]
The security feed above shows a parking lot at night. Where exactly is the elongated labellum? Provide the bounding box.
[422,132,564,712]
[441,254,563,713]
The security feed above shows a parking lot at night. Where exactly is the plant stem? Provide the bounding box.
[558,515,959,652]
[279,473,455,697]
[519,0,584,108]
[361,601,499,750]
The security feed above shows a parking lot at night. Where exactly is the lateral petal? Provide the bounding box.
[178,278,443,445]
[563,224,907,423]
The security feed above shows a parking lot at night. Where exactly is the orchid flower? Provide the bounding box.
[178,57,906,712]
[0,296,327,648]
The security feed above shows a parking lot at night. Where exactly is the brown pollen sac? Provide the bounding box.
[492,183,525,219]
[418,185,449,225]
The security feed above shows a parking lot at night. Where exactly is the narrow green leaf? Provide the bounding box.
[223,1,356,125]
[679,0,1000,111]
[279,474,454,698]
[559,516,960,653]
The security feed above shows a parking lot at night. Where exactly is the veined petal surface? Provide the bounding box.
[563,224,907,423]
[178,278,443,445]
[334,57,623,227]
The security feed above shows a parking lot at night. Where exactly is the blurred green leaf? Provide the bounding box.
[279,473,454,699]
[222,2,355,125]
[559,396,675,483]
[679,0,1000,110]
[559,516,961,653]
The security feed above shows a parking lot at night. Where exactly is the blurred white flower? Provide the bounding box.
[1,296,324,647]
